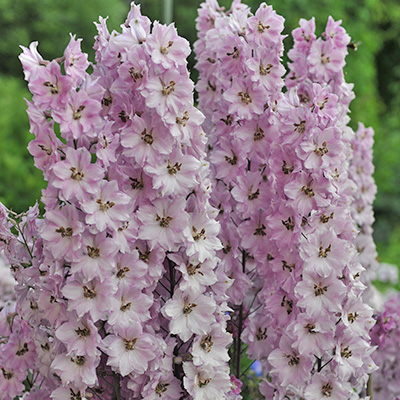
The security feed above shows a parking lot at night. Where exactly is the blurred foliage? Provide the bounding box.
[0,0,127,77]
[0,76,44,212]
[0,0,400,263]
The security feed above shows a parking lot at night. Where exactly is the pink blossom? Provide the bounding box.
[141,70,194,117]
[103,322,157,376]
[40,205,84,261]
[51,352,99,387]
[223,78,266,120]
[81,180,132,233]
[51,147,104,202]
[62,276,118,321]
[137,197,188,251]
[28,60,72,110]
[145,21,190,69]
[63,34,89,83]
[163,289,217,341]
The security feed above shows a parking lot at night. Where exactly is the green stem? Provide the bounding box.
[367,373,373,400]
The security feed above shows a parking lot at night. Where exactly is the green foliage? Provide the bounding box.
[0,0,127,76]
[0,75,44,212]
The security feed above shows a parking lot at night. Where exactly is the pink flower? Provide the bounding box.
[121,114,174,165]
[137,197,188,251]
[295,270,347,316]
[247,3,285,46]
[284,172,331,215]
[103,322,156,376]
[191,326,231,366]
[183,362,231,400]
[108,287,153,327]
[145,150,201,197]
[268,335,313,388]
[308,38,345,81]
[70,231,117,282]
[170,254,218,296]
[223,78,265,120]
[40,205,84,261]
[51,147,104,202]
[63,34,89,83]
[19,41,45,81]
[304,373,352,400]
[55,316,101,357]
[81,180,132,233]
[51,352,99,387]
[28,60,72,110]
[145,21,190,69]
[183,212,222,262]
[62,276,118,322]
[53,88,102,140]
[141,70,194,117]
[163,289,217,341]
[300,228,351,277]
[299,127,342,170]
[0,366,25,399]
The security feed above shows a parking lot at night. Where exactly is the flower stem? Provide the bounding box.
[367,373,373,400]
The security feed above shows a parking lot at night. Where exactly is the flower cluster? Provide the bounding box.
[349,123,379,303]
[0,3,233,399]
[195,1,377,399]
[370,293,400,400]
[195,0,285,390]
[0,1,381,399]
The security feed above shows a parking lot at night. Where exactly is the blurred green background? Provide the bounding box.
[1,0,399,273]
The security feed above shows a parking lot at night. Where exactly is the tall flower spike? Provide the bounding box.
[195,0,286,396]
[0,2,231,399]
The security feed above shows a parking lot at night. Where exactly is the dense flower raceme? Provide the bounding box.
[194,0,285,391]
[370,293,400,400]
[349,123,379,303]
[0,3,235,399]
[195,0,377,399]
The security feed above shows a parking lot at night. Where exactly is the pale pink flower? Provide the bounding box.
[53,89,102,140]
[146,21,190,69]
[81,180,132,233]
[120,113,174,164]
[268,335,313,388]
[62,276,118,322]
[51,147,104,202]
[51,352,99,387]
[55,316,101,357]
[28,60,72,110]
[191,326,232,366]
[145,150,200,197]
[63,34,89,83]
[103,322,156,376]
[0,366,25,399]
[137,197,188,251]
[141,70,194,117]
[183,212,222,262]
[300,228,352,277]
[40,205,84,261]
[70,231,117,282]
[170,254,218,296]
[295,270,347,316]
[19,41,45,81]
[108,287,153,327]
[223,78,266,120]
[163,289,217,341]
[183,362,231,400]
[304,373,352,400]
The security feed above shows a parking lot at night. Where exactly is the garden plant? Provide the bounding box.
[0,1,396,399]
